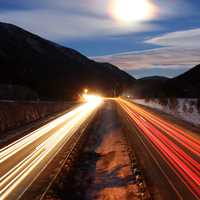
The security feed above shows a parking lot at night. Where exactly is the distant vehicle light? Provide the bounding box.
[84,89,88,94]
[83,94,103,104]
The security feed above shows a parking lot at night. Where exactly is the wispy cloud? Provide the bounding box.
[0,0,194,41]
[153,0,194,18]
[0,9,158,41]
[1,0,198,78]
[146,28,200,47]
[0,0,159,41]
[93,28,200,74]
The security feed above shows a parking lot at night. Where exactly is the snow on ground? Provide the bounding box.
[47,103,142,200]
[84,103,140,200]
[133,99,200,126]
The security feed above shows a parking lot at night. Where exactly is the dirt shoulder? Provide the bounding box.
[46,102,142,200]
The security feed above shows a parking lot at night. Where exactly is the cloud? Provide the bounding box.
[93,47,200,69]
[0,0,159,41]
[153,0,194,18]
[146,28,200,47]
[0,0,194,41]
[93,28,200,72]
[0,9,158,41]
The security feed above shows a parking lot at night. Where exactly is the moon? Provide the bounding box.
[111,0,157,23]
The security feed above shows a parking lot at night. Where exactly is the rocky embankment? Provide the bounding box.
[0,101,73,133]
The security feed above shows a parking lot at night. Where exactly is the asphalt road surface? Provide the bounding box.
[0,100,102,200]
[117,98,200,200]
[0,98,199,200]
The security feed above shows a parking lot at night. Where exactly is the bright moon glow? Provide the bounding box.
[111,0,157,23]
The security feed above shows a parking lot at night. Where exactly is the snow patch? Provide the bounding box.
[133,99,200,126]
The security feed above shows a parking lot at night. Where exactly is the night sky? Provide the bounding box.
[1,0,200,78]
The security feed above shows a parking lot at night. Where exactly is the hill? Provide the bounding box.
[133,65,200,98]
[166,64,200,97]
[132,76,169,98]
[0,22,136,100]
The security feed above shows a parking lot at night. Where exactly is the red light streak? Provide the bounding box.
[118,99,200,199]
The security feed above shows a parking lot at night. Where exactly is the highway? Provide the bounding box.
[0,97,102,200]
[117,98,200,200]
[0,97,199,200]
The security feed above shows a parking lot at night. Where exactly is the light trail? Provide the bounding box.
[117,98,200,199]
[0,98,102,200]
